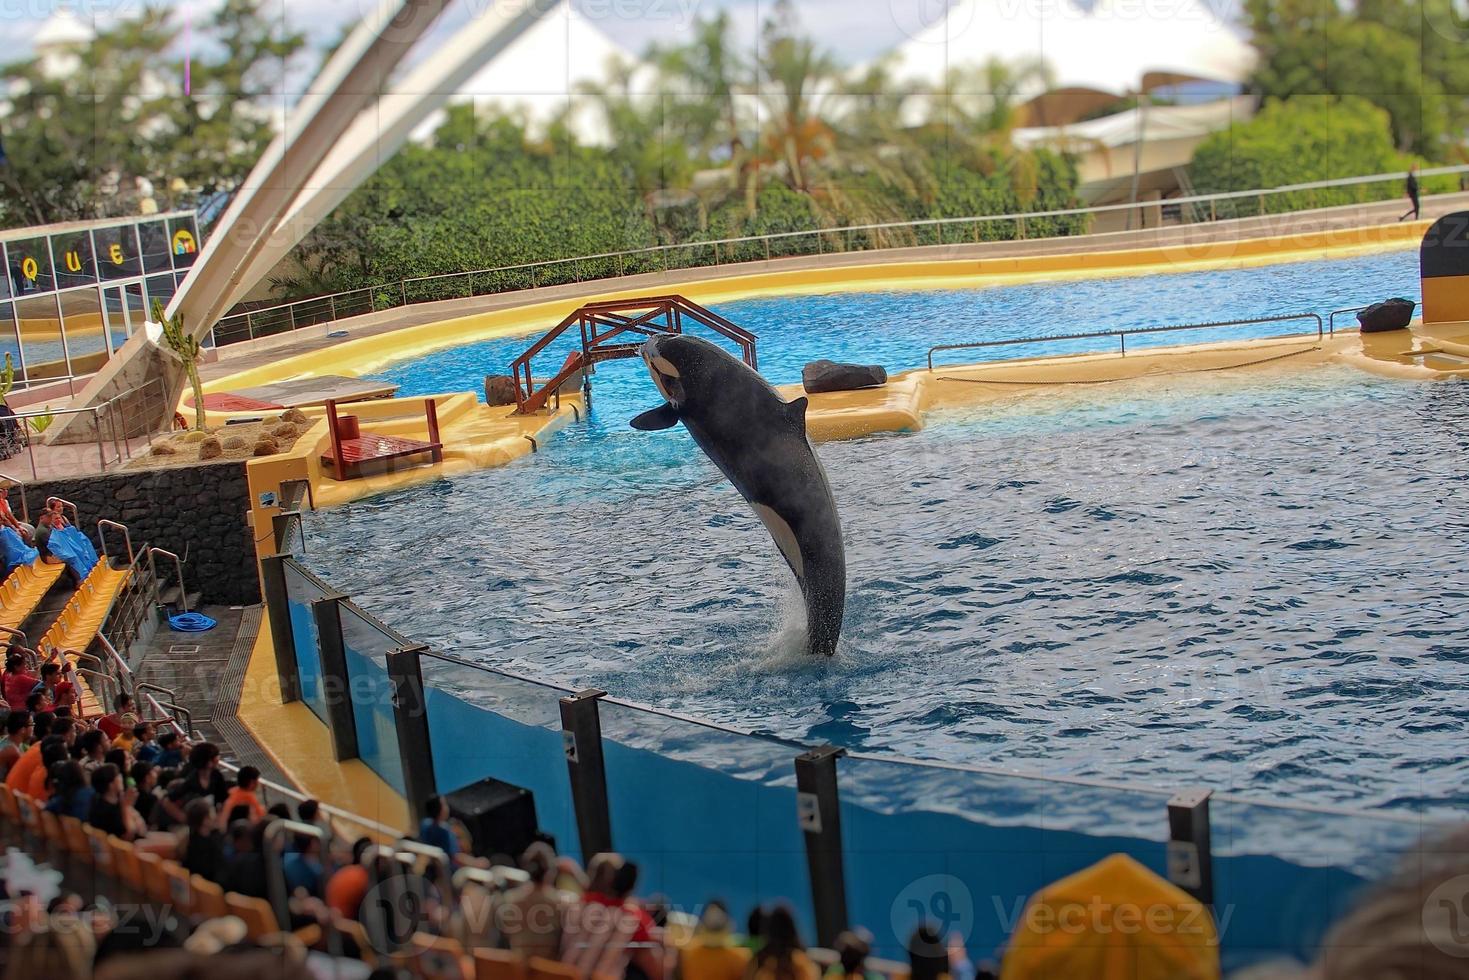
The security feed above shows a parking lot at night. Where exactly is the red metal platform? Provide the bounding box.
[321,399,443,480]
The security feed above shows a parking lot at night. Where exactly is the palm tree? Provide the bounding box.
[648,12,749,162]
[752,1,838,198]
[925,57,1057,205]
[577,57,694,205]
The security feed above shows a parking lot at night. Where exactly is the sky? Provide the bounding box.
[4,0,959,66]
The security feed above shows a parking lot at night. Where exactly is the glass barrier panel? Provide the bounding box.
[13,294,66,380]
[1207,795,1449,963]
[281,560,328,722]
[418,654,578,860]
[598,700,813,939]
[57,287,108,374]
[837,753,1174,963]
[340,602,405,796]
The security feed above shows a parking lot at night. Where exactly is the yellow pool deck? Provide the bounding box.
[214,217,1467,824]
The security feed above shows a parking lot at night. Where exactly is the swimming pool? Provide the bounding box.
[305,247,1469,815]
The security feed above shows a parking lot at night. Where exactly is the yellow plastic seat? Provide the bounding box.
[190,875,229,919]
[106,835,144,897]
[0,560,64,631]
[226,892,281,941]
[138,851,173,905]
[162,860,194,915]
[397,933,470,980]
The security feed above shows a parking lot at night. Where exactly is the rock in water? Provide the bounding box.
[485,375,519,406]
[802,360,888,394]
[1357,298,1416,333]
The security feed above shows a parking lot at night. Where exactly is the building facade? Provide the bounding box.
[1,211,201,387]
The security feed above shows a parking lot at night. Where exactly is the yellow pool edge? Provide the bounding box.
[204,218,1431,395]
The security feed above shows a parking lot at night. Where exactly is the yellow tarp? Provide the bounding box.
[1000,853,1219,980]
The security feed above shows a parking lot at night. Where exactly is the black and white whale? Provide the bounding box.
[630,334,846,656]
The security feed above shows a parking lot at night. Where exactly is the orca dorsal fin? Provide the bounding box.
[630,403,680,431]
[783,396,809,431]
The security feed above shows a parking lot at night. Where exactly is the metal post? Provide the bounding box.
[259,554,301,704]
[386,644,437,827]
[273,510,303,554]
[1166,789,1214,908]
[794,745,849,948]
[559,689,613,862]
[312,594,359,762]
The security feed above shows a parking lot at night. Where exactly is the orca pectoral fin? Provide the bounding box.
[630,403,680,431]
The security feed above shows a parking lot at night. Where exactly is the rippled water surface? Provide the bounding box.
[306,249,1469,814]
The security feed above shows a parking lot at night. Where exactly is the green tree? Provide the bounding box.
[0,1,303,229]
[1245,0,1463,156]
[153,299,206,432]
[1189,96,1429,216]
[648,12,749,162]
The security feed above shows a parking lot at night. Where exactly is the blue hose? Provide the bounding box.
[169,612,217,632]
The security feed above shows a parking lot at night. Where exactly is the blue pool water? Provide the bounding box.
[306,247,1469,814]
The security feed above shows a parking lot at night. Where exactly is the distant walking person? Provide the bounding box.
[1400,163,1420,221]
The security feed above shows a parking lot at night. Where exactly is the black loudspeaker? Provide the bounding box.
[443,777,540,861]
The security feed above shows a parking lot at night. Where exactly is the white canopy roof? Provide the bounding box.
[882,0,1256,98]
[411,0,641,145]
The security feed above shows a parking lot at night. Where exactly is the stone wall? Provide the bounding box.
[12,460,258,605]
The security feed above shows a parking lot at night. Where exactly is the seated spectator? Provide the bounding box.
[130,722,159,763]
[154,730,185,768]
[75,728,109,774]
[88,764,132,839]
[568,858,664,980]
[30,662,75,717]
[499,841,572,958]
[217,765,267,830]
[21,736,69,802]
[44,760,93,819]
[828,931,879,980]
[907,925,948,980]
[0,711,32,781]
[161,742,228,825]
[23,690,49,719]
[178,798,223,882]
[219,820,270,898]
[97,693,136,741]
[417,795,463,865]
[130,761,159,826]
[746,905,818,980]
[283,832,325,898]
[2,652,38,712]
[104,747,129,771]
[325,837,375,920]
[681,900,751,980]
[743,907,766,951]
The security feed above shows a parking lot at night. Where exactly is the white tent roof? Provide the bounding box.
[882,0,1255,98]
[411,0,641,145]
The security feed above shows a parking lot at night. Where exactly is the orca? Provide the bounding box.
[630,334,846,656]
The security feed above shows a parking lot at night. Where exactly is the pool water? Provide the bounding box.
[307,248,1469,814]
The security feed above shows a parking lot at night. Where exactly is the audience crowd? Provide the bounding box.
[0,633,1461,979]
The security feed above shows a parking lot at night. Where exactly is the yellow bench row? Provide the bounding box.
[0,560,65,632]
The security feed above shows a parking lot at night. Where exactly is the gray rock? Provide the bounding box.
[802,359,888,394]
[1357,298,1416,333]
[485,374,519,406]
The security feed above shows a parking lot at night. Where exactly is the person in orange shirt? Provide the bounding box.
[325,838,375,920]
[5,714,64,793]
[23,738,70,804]
[217,766,267,829]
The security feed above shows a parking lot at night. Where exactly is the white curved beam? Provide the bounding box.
[225,0,557,311]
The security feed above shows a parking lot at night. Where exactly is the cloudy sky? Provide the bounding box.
[6,0,958,65]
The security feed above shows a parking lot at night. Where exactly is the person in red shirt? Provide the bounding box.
[2,651,39,711]
[96,693,136,740]
[325,838,376,920]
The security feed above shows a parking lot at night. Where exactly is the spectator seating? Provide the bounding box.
[0,558,64,631]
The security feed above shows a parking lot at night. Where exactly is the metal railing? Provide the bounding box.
[96,519,134,564]
[926,311,1327,370]
[148,546,189,614]
[0,376,170,481]
[210,164,1469,347]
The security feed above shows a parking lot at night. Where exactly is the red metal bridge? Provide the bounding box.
[510,295,758,414]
